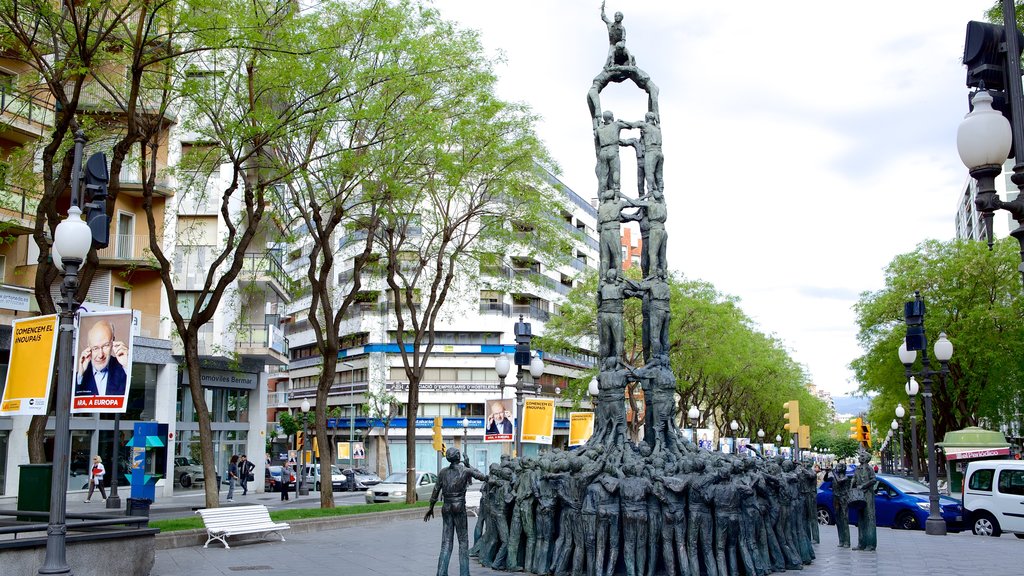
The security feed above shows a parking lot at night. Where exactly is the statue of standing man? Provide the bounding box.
[601,1,634,67]
[425,448,489,576]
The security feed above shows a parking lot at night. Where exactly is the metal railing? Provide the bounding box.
[96,234,154,262]
[0,184,41,219]
[479,302,512,316]
[512,304,550,322]
[118,163,172,189]
[241,251,290,291]
[0,85,55,127]
[267,391,290,407]
[236,323,287,355]
[0,509,151,540]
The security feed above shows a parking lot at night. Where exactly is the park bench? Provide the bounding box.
[195,504,290,549]
[465,490,482,517]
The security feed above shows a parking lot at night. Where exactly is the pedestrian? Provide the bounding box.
[226,454,238,502]
[84,455,107,503]
[239,454,255,496]
[280,464,291,501]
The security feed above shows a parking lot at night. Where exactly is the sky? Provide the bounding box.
[430,0,1000,396]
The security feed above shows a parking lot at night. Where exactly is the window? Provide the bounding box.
[0,254,6,283]
[969,468,994,492]
[998,469,1024,496]
[113,287,130,308]
[116,212,135,259]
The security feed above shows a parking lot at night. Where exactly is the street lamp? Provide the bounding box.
[298,399,310,496]
[729,420,738,454]
[895,403,906,475]
[462,417,470,455]
[958,1,1024,289]
[899,291,952,536]
[757,428,765,454]
[890,419,900,475]
[495,316,544,458]
[905,376,921,481]
[687,405,700,442]
[342,361,355,469]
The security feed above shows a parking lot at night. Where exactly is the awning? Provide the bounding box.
[945,447,1011,461]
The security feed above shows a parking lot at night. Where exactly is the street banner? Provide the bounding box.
[0,315,59,415]
[568,412,595,447]
[737,437,751,455]
[763,443,777,457]
[521,398,555,444]
[71,310,134,413]
[484,398,514,443]
[695,428,715,451]
[336,442,351,460]
[352,441,366,459]
[720,437,734,454]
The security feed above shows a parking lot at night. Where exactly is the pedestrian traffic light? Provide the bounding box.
[432,417,443,452]
[782,400,800,433]
[862,424,872,447]
[849,418,863,442]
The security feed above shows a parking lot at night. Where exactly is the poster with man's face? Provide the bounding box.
[71,310,134,413]
[484,398,514,442]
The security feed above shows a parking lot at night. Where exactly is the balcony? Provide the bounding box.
[96,234,158,268]
[240,251,292,299]
[479,302,511,317]
[0,184,41,231]
[0,85,54,143]
[117,163,173,197]
[236,323,288,365]
[512,304,550,322]
[267,391,290,408]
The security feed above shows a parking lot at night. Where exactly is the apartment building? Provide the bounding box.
[280,169,599,476]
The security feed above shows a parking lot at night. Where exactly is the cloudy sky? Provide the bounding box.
[431,0,999,396]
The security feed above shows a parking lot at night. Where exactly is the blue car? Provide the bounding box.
[816,472,965,532]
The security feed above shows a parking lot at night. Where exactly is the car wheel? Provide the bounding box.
[816,506,833,526]
[972,512,1002,537]
[180,473,192,488]
[895,511,920,530]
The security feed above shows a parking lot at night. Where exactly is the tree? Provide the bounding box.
[373,11,571,501]
[542,270,828,440]
[363,387,399,476]
[0,0,184,463]
[852,237,1024,454]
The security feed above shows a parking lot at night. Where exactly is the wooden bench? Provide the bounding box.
[195,504,290,549]
[465,491,482,517]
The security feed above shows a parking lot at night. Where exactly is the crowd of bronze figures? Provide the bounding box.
[468,441,826,576]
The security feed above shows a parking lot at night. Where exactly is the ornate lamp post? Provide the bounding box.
[461,417,470,455]
[757,428,765,454]
[902,371,921,481]
[687,405,700,442]
[729,420,739,454]
[775,434,782,457]
[899,291,952,536]
[38,141,93,575]
[494,316,544,458]
[298,399,310,496]
[890,419,900,474]
[895,403,907,475]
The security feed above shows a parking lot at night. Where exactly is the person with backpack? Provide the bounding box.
[84,455,107,503]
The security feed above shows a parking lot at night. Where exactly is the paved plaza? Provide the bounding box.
[153,516,1022,576]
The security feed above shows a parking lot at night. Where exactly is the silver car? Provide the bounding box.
[365,471,437,503]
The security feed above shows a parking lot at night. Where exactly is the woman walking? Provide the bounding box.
[84,455,107,503]
[227,454,239,502]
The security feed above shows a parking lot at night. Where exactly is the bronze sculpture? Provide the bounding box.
[852,450,877,551]
[425,448,489,576]
[831,460,852,548]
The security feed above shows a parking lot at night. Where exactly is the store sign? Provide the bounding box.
[387,381,500,393]
[0,286,31,312]
[181,369,257,389]
[946,447,1010,461]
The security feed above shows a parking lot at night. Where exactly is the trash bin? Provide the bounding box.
[126,497,152,521]
[17,464,53,522]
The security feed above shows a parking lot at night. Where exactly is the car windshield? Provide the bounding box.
[383,473,406,483]
[882,475,929,494]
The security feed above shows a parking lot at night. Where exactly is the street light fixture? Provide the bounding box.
[461,417,470,455]
[899,291,952,536]
[905,376,920,481]
[687,405,700,442]
[757,428,765,453]
[729,420,738,453]
[495,316,544,458]
[895,403,906,475]
[298,399,310,496]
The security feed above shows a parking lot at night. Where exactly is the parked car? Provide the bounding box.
[341,467,383,491]
[817,471,965,532]
[303,464,347,491]
[962,459,1024,538]
[265,465,295,492]
[173,457,219,488]
[365,471,437,503]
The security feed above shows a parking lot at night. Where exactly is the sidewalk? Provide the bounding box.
[154,516,1023,576]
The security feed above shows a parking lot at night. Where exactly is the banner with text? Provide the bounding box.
[71,310,134,413]
[568,412,595,447]
[484,398,514,443]
[0,315,59,415]
[521,398,555,444]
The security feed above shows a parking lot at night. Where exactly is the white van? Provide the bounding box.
[962,459,1024,537]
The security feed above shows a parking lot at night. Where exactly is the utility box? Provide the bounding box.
[125,497,151,523]
[17,464,53,521]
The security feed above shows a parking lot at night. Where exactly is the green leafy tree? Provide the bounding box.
[852,238,1024,458]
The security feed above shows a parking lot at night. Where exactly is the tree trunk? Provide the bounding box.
[383,420,393,476]
[405,377,420,504]
[184,337,219,508]
[317,353,338,508]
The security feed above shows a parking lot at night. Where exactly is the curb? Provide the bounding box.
[154,507,425,549]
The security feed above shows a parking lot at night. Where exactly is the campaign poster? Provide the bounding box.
[71,310,134,413]
[569,412,595,447]
[352,441,366,460]
[521,398,555,444]
[762,443,777,457]
[336,442,351,460]
[0,315,59,415]
[680,428,694,443]
[484,398,514,443]
[720,437,734,454]
[695,428,715,451]
[737,437,751,455]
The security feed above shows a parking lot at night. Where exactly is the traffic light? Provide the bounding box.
[798,425,811,449]
[432,417,444,452]
[313,436,319,458]
[782,400,800,434]
[296,430,304,450]
[849,418,864,442]
[514,317,533,366]
[862,424,872,447]
[83,152,110,249]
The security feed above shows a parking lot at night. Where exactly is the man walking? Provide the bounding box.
[425,448,488,576]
